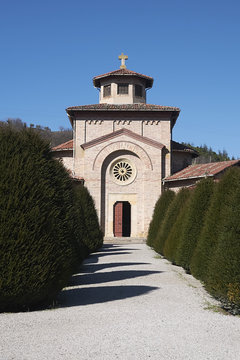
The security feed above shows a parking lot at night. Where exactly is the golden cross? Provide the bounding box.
[118,53,128,69]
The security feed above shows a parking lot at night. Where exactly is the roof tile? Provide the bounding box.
[164,160,240,181]
[52,139,73,151]
[93,68,153,88]
[67,103,180,112]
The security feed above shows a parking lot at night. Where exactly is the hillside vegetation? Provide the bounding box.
[0,118,72,147]
[183,143,234,163]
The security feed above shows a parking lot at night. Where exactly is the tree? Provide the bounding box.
[163,188,192,263]
[0,126,78,312]
[190,168,239,281]
[147,190,175,249]
[175,178,215,272]
[73,185,103,254]
[182,143,232,163]
[205,168,240,313]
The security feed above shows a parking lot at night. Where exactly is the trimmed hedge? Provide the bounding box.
[0,127,79,312]
[190,169,237,281]
[73,185,103,254]
[205,168,240,313]
[156,188,190,256]
[147,167,240,314]
[163,188,192,263]
[175,178,215,272]
[147,190,175,248]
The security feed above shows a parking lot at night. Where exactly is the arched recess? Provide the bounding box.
[93,141,153,172]
[100,149,141,234]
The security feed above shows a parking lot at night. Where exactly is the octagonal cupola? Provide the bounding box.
[93,53,154,105]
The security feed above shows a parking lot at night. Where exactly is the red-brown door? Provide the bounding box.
[113,201,131,237]
[114,202,123,237]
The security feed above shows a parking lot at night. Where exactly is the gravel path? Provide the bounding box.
[0,244,240,360]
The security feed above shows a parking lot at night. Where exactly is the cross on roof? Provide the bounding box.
[118,53,128,69]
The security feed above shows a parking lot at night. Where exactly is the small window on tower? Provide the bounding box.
[135,85,143,97]
[103,84,111,97]
[117,83,129,94]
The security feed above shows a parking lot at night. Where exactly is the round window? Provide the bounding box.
[111,158,136,185]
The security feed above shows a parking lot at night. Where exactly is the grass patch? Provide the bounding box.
[204,301,230,315]
[154,254,163,259]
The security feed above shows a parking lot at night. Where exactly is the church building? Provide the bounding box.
[53,54,197,239]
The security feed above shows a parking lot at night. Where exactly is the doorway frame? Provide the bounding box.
[113,201,131,237]
[106,193,137,237]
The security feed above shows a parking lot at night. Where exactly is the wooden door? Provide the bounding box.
[114,202,123,237]
[113,201,131,237]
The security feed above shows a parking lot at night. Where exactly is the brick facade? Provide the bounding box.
[62,64,196,239]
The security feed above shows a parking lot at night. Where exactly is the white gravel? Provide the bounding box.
[0,243,240,360]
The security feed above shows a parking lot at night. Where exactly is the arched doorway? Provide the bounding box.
[113,201,131,237]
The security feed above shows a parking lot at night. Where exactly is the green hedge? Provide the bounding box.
[205,168,240,313]
[73,185,103,254]
[175,178,215,272]
[156,188,190,256]
[163,188,192,263]
[0,127,80,311]
[148,168,240,314]
[190,169,236,281]
[147,190,175,248]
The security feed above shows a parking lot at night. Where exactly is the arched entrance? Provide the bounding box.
[113,201,131,237]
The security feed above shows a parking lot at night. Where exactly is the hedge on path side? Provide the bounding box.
[175,178,215,272]
[205,167,240,313]
[163,188,192,262]
[147,190,175,248]
[155,188,191,256]
[190,168,238,281]
[73,185,103,254]
[0,126,79,312]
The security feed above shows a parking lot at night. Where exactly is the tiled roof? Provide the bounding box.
[171,140,198,156]
[164,160,240,182]
[93,68,153,88]
[67,103,180,112]
[71,175,84,182]
[52,139,73,151]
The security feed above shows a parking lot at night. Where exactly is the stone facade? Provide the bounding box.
[63,61,194,239]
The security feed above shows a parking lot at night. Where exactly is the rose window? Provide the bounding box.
[111,158,136,185]
[113,161,133,181]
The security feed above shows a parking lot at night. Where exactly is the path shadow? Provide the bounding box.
[80,262,151,274]
[80,251,133,267]
[69,269,162,286]
[58,285,159,307]
[94,251,132,257]
[99,245,141,252]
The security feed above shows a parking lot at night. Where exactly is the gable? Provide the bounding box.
[81,128,165,150]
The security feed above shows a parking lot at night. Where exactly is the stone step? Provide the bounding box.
[104,237,146,244]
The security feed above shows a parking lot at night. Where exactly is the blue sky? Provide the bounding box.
[1,0,239,158]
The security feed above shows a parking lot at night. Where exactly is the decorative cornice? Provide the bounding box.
[66,103,180,112]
